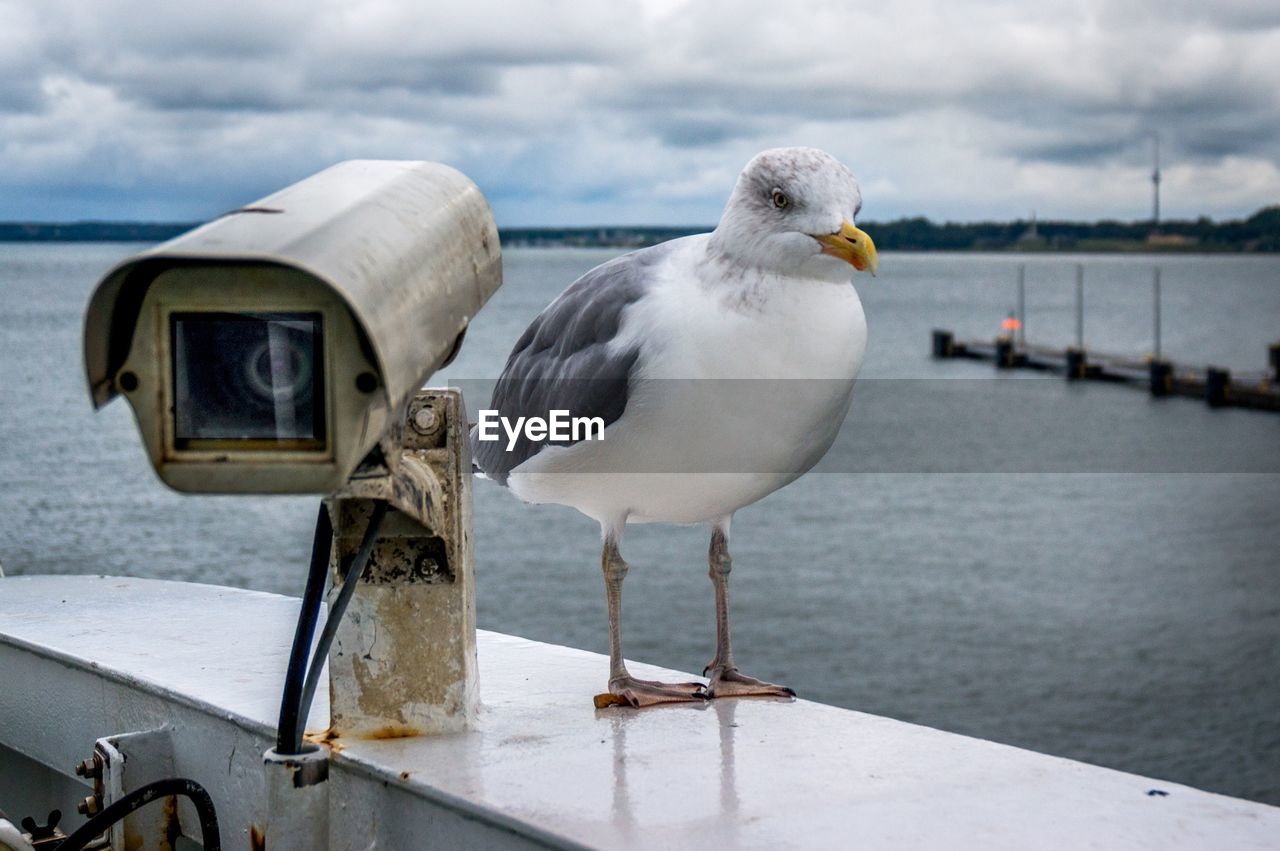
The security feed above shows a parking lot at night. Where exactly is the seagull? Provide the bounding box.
[472,147,877,707]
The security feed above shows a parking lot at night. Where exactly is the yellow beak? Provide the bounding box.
[813,221,878,276]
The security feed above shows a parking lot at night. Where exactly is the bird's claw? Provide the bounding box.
[597,675,710,708]
[706,665,795,700]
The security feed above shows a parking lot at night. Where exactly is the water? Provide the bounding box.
[2,243,1277,804]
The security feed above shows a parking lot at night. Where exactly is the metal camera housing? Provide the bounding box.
[84,159,501,494]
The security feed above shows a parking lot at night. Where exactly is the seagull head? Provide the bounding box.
[710,146,878,283]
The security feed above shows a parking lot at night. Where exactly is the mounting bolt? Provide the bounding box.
[75,757,101,779]
[411,406,438,435]
[76,795,100,817]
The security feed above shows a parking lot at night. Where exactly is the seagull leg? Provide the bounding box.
[704,524,795,700]
[595,535,708,708]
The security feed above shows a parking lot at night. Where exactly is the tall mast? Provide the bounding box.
[1151,133,1161,226]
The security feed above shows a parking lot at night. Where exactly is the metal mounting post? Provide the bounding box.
[261,746,329,851]
[325,388,479,738]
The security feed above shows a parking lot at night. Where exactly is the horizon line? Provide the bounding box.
[0,205,1275,231]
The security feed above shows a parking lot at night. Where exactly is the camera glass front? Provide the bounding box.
[171,312,326,450]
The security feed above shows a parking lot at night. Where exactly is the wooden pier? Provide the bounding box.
[932,330,1280,413]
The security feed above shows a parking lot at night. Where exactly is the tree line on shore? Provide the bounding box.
[2,206,1277,251]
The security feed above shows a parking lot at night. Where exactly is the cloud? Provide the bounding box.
[1,0,1277,223]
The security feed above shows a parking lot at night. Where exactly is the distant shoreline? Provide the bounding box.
[2,209,1277,252]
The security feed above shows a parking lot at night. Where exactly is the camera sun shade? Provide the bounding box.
[83,160,502,494]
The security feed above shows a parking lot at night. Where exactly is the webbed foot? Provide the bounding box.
[595,675,710,708]
[704,664,795,699]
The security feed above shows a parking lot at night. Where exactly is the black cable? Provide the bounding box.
[294,500,388,750]
[54,778,219,851]
[276,503,335,754]
[275,500,389,754]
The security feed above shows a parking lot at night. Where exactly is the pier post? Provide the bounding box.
[1074,264,1084,351]
[1149,360,1172,397]
[1153,268,1162,359]
[1017,264,1026,348]
[1205,368,1230,408]
[1269,342,1280,382]
[995,336,1015,369]
[1065,348,1087,380]
[1065,264,1086,380]
[932,329,954,358]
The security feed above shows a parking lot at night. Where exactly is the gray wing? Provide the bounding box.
[471,241,672,485]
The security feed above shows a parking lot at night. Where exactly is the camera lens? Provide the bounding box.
[245,338,312,402]
[171,312,326,449]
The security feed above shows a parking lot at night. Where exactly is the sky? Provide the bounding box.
[3,0,1279,226]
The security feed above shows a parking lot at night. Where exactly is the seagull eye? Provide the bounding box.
[771,189,789,209]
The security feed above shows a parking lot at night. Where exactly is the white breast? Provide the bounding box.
[508,238,868,526]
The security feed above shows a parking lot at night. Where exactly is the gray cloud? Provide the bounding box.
[0,0,1277,224]
[1011,138,1134,166]
[648,112,766,148]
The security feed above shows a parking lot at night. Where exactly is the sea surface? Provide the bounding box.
[2,243,1278,804]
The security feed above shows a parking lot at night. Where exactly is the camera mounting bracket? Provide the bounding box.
[322,387,479,738]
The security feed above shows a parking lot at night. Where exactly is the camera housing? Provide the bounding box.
[84,160,501,493]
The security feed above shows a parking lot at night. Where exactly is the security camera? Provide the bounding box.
[84,160,502,493]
